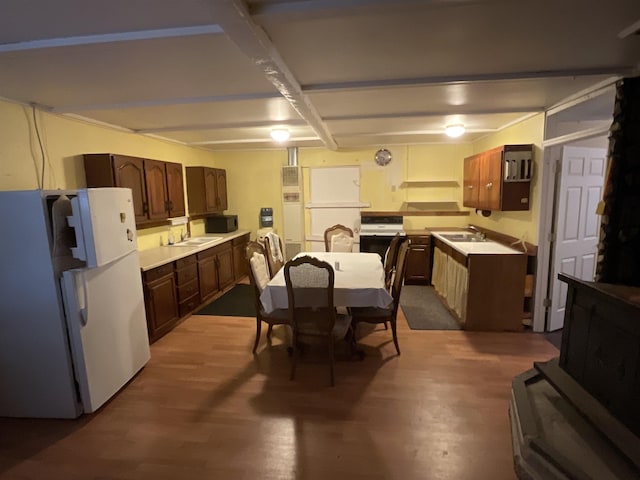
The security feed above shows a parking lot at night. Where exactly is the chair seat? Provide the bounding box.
[351,306,393,319]
[263,308,289,322]
[297,312,352,339]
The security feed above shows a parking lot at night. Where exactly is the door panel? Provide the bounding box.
[144,159,169,220]
[113,155,147,223]
[549,146,606,331]
[166,162,185,217]
[204,168,217,212]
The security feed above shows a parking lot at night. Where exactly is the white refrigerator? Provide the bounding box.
[0,188,150,418]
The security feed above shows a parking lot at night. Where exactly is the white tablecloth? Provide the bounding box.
[259,252,393,313]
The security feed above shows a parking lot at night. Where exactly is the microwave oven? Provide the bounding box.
[205,215,238,233]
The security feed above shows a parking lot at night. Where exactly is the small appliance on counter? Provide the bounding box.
[205,214,238,233]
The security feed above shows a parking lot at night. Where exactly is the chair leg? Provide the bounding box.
[328,337,335,387]
[253,318,262,353]
[290,331,298,381]
[391,318,400,356]
[266,324,273,339]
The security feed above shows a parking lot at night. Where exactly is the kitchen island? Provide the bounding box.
[430,230,527,331]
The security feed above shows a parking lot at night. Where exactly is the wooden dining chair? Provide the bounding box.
[324,224,354,252]
[351,239,410,356]
[245,241,289,353]
[264,232,284,278]
[284,255,353,386]
[383,233,403,290]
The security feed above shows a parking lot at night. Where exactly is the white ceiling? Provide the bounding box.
[1,0,639,151]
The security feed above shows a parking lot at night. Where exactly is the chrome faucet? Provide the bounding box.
[468,225,486,241]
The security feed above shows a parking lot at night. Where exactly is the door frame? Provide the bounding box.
[533,131,610,332]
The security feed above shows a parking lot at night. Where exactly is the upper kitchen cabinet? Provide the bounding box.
[185,167,228,215]
[83,154,186,226]
[463,145,533,212]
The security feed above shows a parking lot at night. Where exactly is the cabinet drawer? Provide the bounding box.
[179,293,201,317]
[175,263,198,284]
[143,263,174,283]
[197,246,216,260]
[175,254,196,269]
[214,242,232,254]
[177,277,199,302]
[408,235,431,246]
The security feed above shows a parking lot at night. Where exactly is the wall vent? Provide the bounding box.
[282,166,300,187]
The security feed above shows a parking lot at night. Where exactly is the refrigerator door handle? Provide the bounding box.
[63,270,89,326]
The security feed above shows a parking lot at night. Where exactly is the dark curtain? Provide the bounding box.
[595,76,640,285]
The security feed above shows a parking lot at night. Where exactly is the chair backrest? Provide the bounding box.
[264,233,284,278]
[284,255,336,334]
[390,240,410,318]
[245,241,270,316]
[383,233,402,289]
[324,224,354,252]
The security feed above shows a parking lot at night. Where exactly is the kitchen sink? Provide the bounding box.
[168,236,223,247]
[440,233,487,242]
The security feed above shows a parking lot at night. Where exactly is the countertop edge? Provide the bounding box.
[431,231,523,256]
[138,230,250,271]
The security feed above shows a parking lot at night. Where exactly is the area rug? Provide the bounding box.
[544,329,562,350]
[400,285,461,330]
[195,284,256,317]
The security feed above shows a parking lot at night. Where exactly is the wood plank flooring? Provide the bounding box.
[0,308,558,480]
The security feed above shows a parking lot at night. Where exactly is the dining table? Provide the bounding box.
[259,251,393,313]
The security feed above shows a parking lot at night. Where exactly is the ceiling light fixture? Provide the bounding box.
[270,128,290,142]
[445,124,465,138]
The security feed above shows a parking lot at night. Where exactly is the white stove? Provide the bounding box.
[359,215,405,259]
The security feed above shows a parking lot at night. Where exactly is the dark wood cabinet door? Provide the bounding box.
[405,236,431,285]
[144,159,169,220]
[165,161,185,217]
[463,155,479,208]
[232,235,249,281]
[198,255,219,302]
[203,168,218,212]
[215,169,228,211]
[145,273,179,341]
[217,247,235,290]
[112,155,148,223]
[480,148,503,211]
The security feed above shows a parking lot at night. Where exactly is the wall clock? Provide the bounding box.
[374,148,392,166]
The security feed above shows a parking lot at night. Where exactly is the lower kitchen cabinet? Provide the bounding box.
[432,237,526,331]
[232,233,250,281]
[141,234,251,343]
[405,234,432,285]
[143,263,180,343]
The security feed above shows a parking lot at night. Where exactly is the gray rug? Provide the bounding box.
[400,285,461,330]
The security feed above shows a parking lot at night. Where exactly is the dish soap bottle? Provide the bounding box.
[167,229,175,245]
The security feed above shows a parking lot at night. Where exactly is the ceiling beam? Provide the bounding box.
[0,25,223,53]
[137,119,308,134]
[206,0,338,150]
[302,67,635,93]
[323,106,543,122]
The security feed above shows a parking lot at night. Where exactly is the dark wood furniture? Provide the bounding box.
[558,274,640,438]
[383,233,402,289]
[463,144,533,212]
[404,234,431,285]
[264,233,284,278]
[245,241,289,353]
[84,153,185,225]
[232,234,249,281]
[432,236,527,331]
[285,255,353,386]
[351,240,410,356]
[185,167,228,215]
[141,233,249,343]
[142,263,180,342]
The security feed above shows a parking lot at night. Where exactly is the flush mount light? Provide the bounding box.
[445,124,465,138]
[270,128,290,142]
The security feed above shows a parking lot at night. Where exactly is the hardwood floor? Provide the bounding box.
[0,309,558,480]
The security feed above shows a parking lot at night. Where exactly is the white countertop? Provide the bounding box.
[431,231,523,256]
[137,230,250,271]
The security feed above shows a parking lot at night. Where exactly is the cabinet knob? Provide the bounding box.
[486,182,493,189]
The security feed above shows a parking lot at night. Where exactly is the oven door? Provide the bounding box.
[359,234,395,262]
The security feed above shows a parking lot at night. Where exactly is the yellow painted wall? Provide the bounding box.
[469,114,545,245]
[0,98,219,250]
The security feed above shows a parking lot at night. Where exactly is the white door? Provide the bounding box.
[548,146,606,330]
